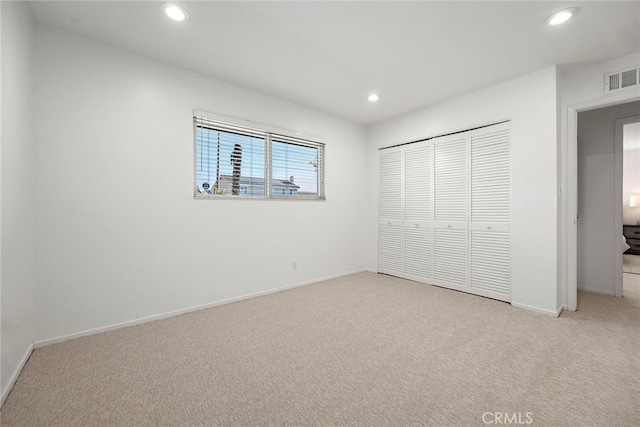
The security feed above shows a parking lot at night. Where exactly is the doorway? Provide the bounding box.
[622,120,640,280]
[576,102,640,302]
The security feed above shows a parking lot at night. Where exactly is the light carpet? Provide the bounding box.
[2,272,639,426]
[623,254,640,274]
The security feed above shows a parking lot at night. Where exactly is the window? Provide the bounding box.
[195,122,265,197]
[270,137,321,198]
[194,115,325,200]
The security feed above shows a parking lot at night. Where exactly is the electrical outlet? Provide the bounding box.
[292,261,298,271]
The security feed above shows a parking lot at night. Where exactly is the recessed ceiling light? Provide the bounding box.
[162,3,189,22]
[368,93,380,102]
[546,8,577,26]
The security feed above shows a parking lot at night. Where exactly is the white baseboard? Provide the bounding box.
[510,301,560,317]
[33,269,368,349]
[0,343,34,409]
[556,304,567,317]
[577,286,615,296]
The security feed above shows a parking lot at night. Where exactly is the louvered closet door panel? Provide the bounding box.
[404,225,432,281]
[471,124,510,224]
[379,221,402,275]
[434,135,467,223]
[433,133,468,292]
[470,229,510,301]
[433,227,467,292]
[404,142,432,222]
[379,149,402,221]
[378,149,402,276]
[403,142,432,282]
[470,122,511,302]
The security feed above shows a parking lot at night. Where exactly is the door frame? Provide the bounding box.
[566,93,640,310]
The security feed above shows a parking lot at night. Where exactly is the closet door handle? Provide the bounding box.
[447,224,452,228]
[487,226,493,230]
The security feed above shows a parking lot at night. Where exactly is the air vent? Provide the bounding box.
[605,67,639,94]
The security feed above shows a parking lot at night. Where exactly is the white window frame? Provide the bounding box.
[193,111,326,201]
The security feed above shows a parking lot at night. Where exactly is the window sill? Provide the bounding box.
[193,193,326,202]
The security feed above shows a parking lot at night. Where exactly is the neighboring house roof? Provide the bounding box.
[217,175,300,189]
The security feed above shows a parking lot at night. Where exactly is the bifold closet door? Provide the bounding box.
[403,142,433,283]
[470,122,510,302]
[378,148,402,276]
[433,133,469,292]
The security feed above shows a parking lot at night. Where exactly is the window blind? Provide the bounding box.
[271,135,324,198]
[195,117,266,197]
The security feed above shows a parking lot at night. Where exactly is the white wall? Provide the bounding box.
[34,25,367,342]
[366,66,560,315]
[623,122,640,225]
[1,1,36,401]
[577,102,640,295]
[561,53,640,109]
